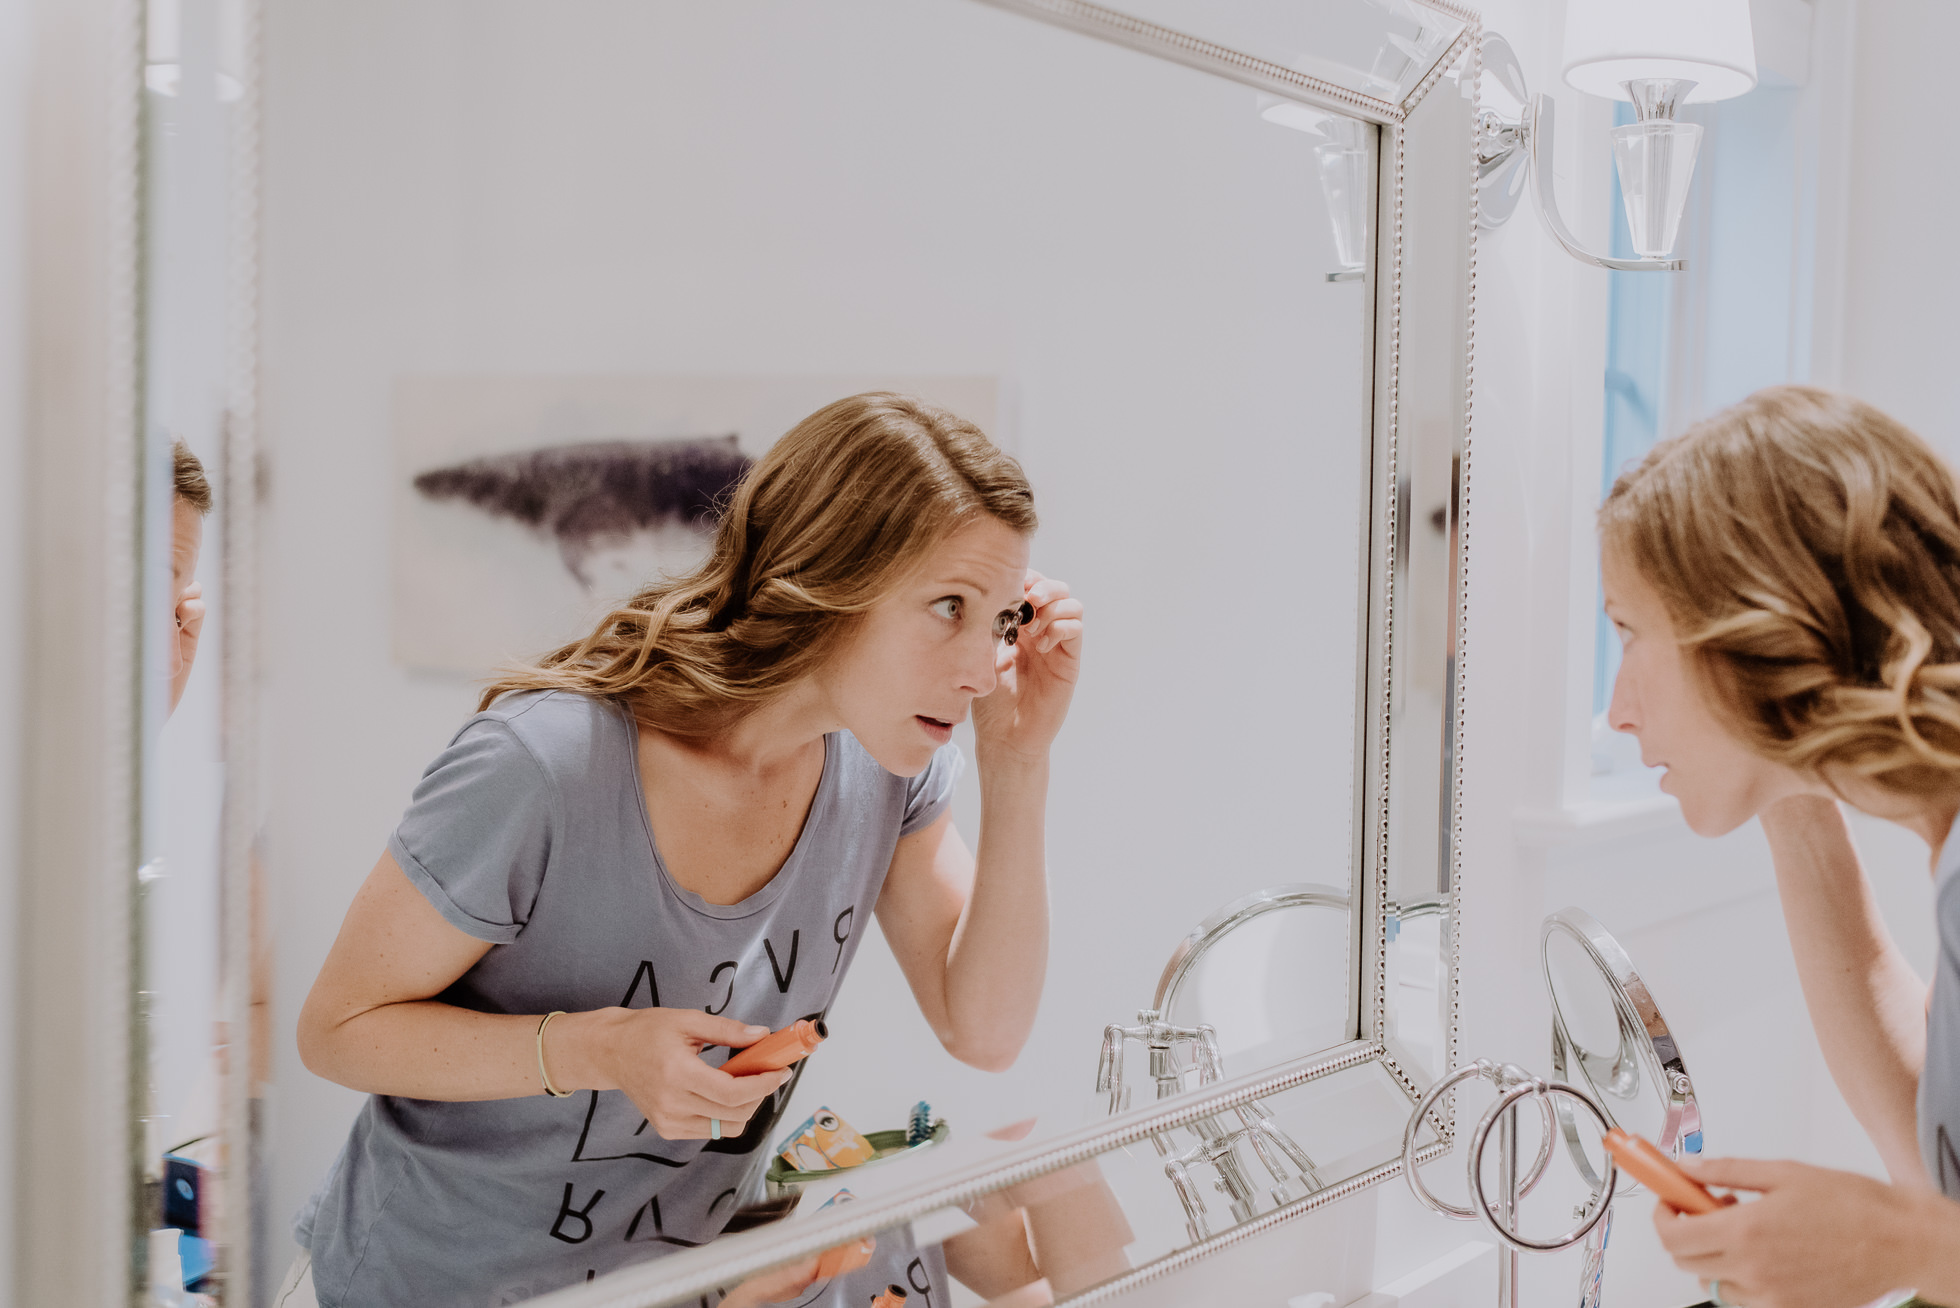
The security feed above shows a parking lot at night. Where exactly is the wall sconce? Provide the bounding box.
[146,0,182,96]
[1478,0,1757,272]
[1258,100,1371,283]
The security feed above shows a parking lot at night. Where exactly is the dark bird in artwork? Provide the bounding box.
[412,435,754,588]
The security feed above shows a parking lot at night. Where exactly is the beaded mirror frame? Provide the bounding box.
[510,3,1483,1304]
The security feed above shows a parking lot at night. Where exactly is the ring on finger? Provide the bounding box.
[710,1118,721,1141]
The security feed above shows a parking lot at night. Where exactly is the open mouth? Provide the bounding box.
[916,715,956,735]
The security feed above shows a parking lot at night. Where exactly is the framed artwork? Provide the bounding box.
[392,375,1000,675]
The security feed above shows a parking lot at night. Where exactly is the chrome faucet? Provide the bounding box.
[1097,1006,1327,1240]
[1095,1008,1220,1117]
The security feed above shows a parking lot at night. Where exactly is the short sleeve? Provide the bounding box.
[387,719,557,943]
[900,743,964,836]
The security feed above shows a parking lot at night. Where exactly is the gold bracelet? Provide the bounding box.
[536,1010,574,1098]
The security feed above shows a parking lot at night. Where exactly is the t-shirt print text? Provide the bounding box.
[543,918,849,1252]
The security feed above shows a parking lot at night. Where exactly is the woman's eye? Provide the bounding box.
[930,596,962,621]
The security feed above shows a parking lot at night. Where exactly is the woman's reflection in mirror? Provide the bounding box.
[169,437,210,715]
[281,394,1085,1308]
[1598,385,1960,1308]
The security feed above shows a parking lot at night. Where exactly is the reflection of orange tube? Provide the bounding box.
[722,1019,828,1077]
[870,1287,909,1308]
[812,1236,874,1280]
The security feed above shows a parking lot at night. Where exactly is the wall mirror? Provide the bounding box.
[132,0,260,1298]
[124,0,1478,1301]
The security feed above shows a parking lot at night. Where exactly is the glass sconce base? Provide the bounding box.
[1610,120,1702,260]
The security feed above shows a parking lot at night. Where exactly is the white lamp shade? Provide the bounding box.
[1562,0,1757,103]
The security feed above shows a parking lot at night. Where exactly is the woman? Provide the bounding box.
[1599,385,1960,1308]
[285,393,1083,1307]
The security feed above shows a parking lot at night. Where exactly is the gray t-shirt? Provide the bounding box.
[1922,830,1960,1194]
[296,690,961,1307]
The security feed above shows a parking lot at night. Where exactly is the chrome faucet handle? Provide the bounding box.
[1098,1009,1222,1115]
[1165,1156,1211,1242]
[1097,1022,1132,1115]
[1193,1025,1225,1084]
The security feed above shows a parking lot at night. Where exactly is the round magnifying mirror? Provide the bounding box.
[1540,907,1703,1190]
[1156,883,1352,1071]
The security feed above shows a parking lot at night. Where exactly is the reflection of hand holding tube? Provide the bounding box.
[812,1236,874,1281]
[1007,1159,1133,1296]
[946,1158,1132,1303]
[718,1234,876,1308]
[721,1019,827,1077]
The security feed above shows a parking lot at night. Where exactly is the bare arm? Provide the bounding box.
[877,570,1078,1072]
[297,851,788,1133]
[876,761,1051,1073]
[1758,795,1931,1186]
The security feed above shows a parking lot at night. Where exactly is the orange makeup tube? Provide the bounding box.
[812,1236,874,1281]
[722,1019,828,1077]
[1601,1128,1734,1215]
[870,1287,909,1308]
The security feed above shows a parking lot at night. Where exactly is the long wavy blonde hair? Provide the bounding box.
[1600,384,1960,797]
[481,392,1037,735]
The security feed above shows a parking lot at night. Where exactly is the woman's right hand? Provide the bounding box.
[552,1007,792,1139]
[718,1237,877,1308]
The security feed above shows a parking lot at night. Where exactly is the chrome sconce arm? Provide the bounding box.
[1524,94,1684,272]
[1477,33,1690,273]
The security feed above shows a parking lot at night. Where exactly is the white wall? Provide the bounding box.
[1841,4,1960,446]
[258,0,1376,1257]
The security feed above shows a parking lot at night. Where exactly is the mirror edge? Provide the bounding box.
[217,0,269,1298]
[1441,10,1480,1140]
[970,0,1409,125]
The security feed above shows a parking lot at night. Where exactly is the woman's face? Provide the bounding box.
[1603,547,1814,835]
[819,517,1030,777]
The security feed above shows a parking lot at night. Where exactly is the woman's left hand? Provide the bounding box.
[717,1237,877,1308]
[1652,1157,1960,1308]
[972,570,1082,765]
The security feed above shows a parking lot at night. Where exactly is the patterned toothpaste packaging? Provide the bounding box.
[776,1107,876,1172]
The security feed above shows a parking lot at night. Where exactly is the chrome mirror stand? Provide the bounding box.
[1396,905,1706,1308]
[1402,1060,1619,1308]
[1541,907,1704,1164]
